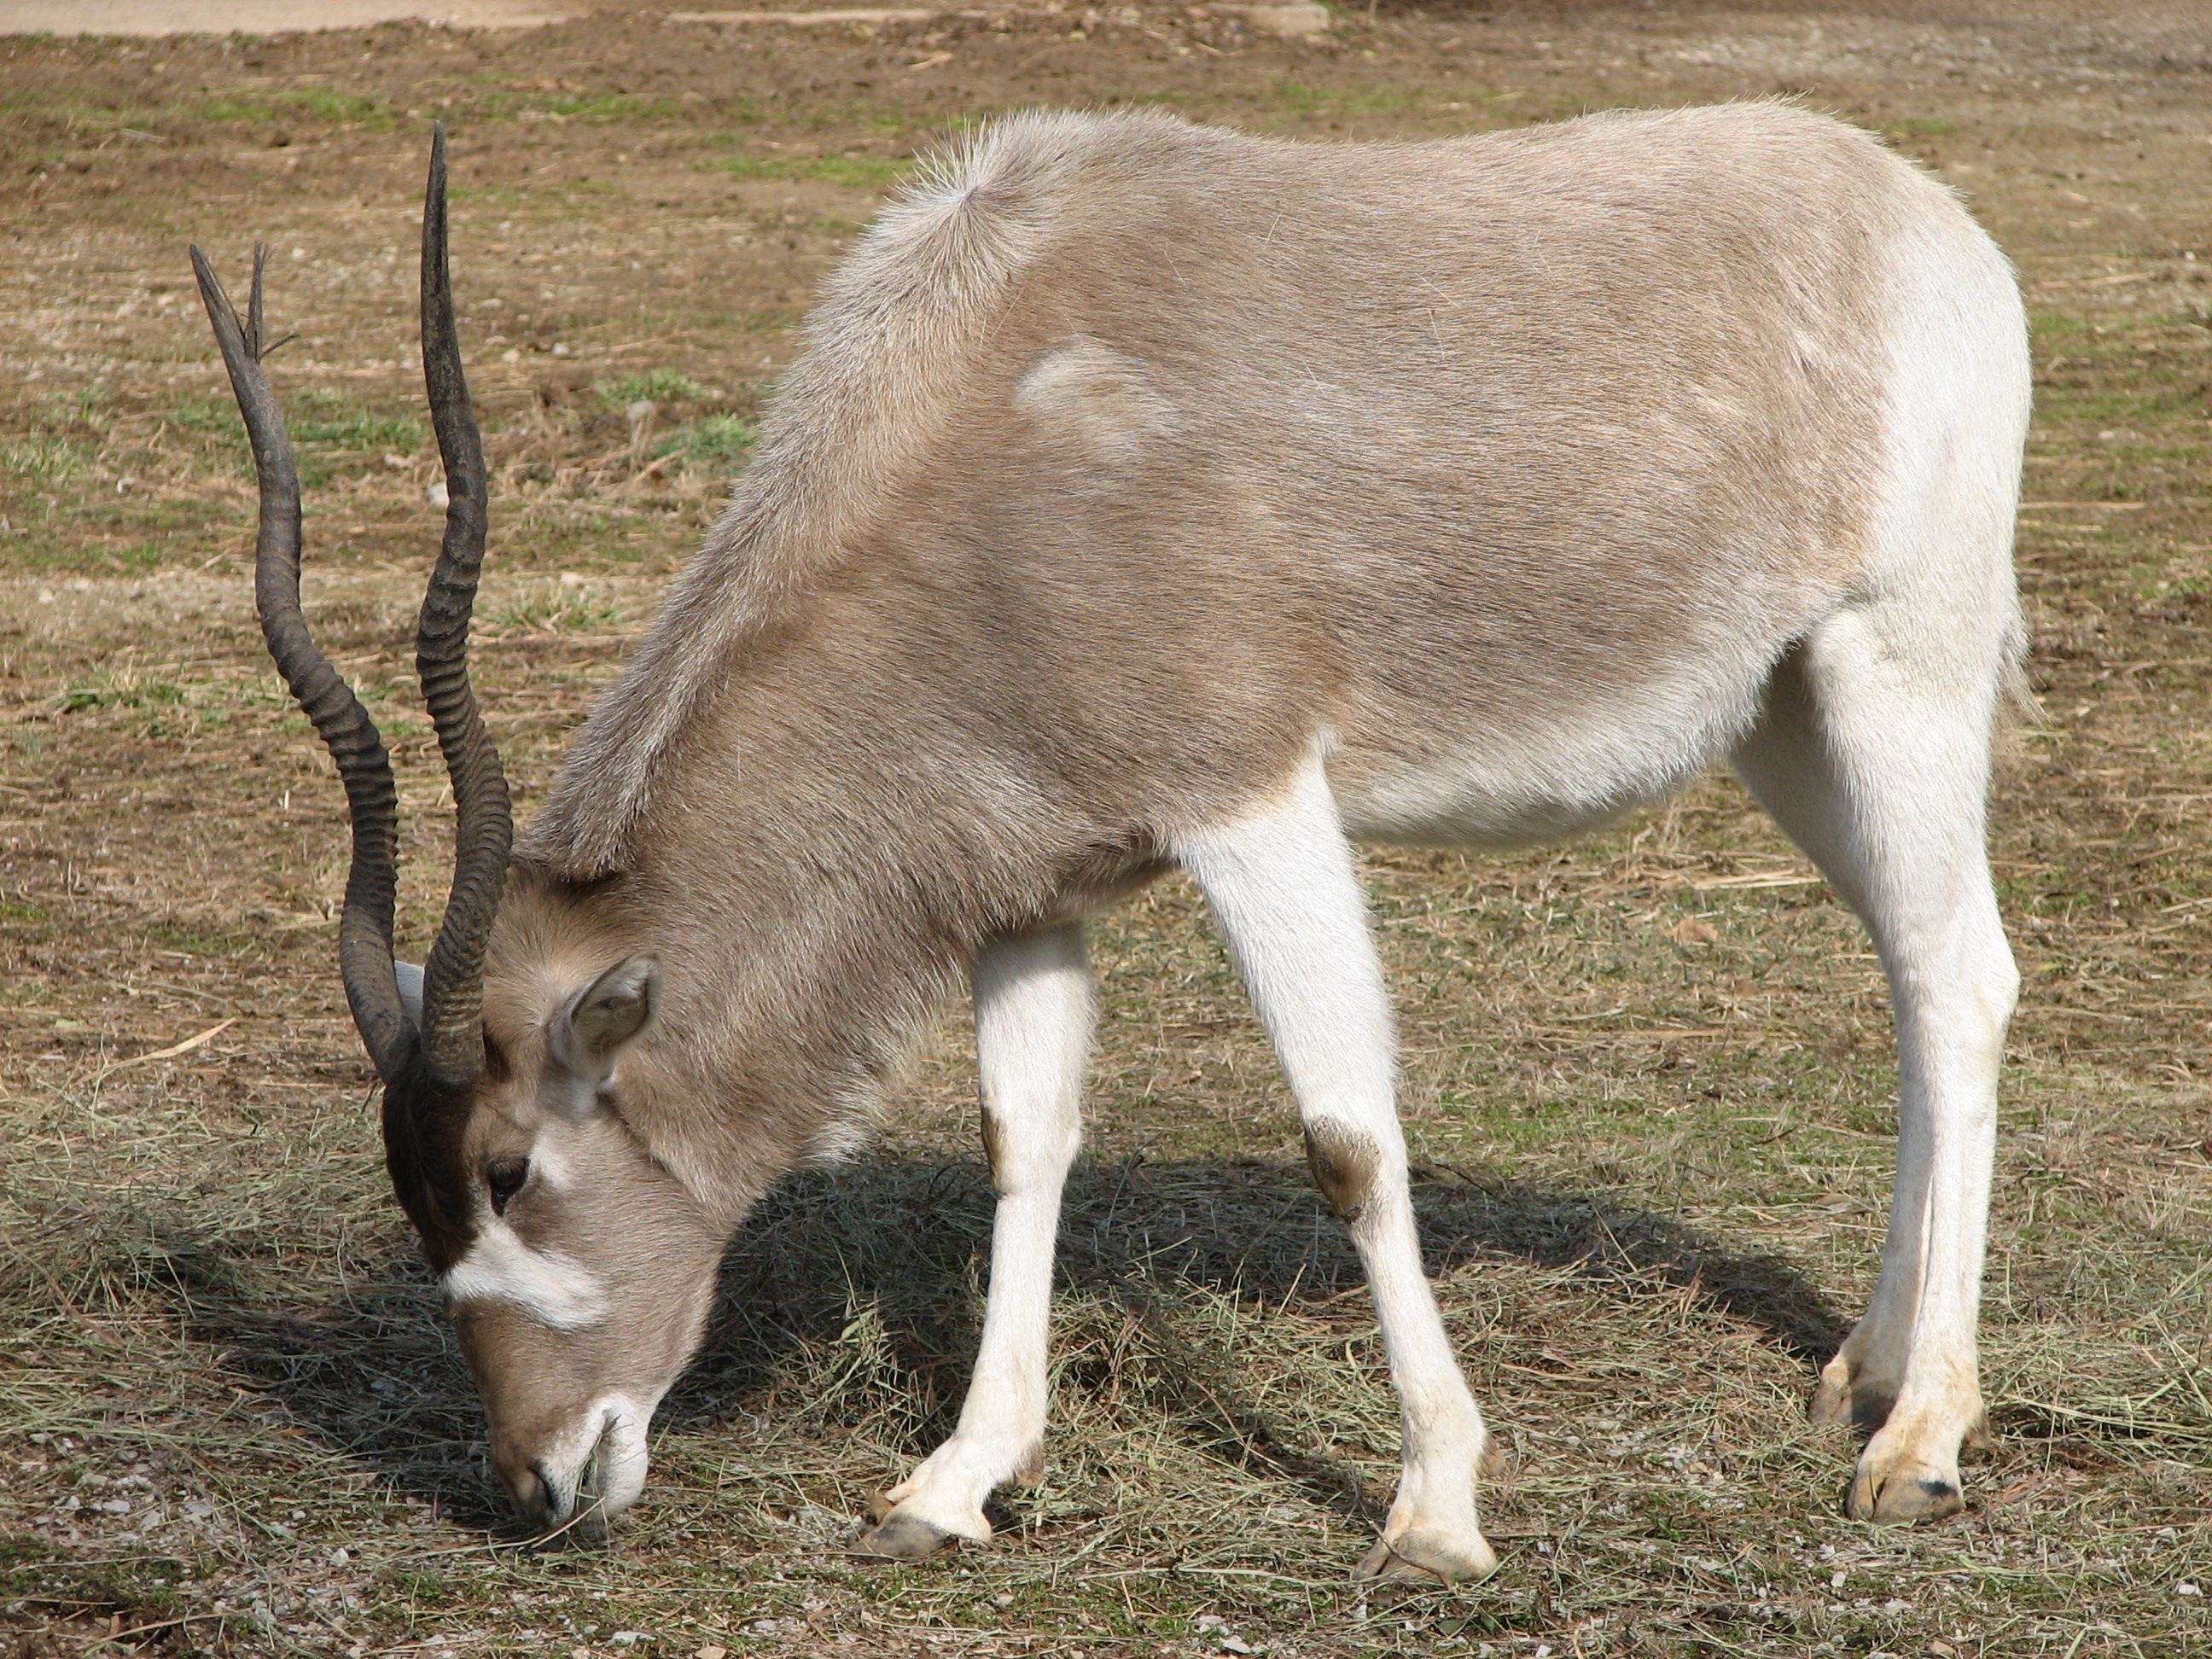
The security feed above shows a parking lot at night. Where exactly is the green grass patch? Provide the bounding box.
[163,389,423,478]
[47,670,254,739]
[90,542,167,573]
[199,87,394,128]
[653,414,756,469]
[58,677,185,714]
[162,394,244,445]
[0,435,92,485]
[291,404,426,455]
[493,591,624,633]
[596,369,712,410]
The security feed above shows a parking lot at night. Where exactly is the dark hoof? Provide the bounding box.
[854,1511,960,1562]
[1846,1464,1965,1524]
[1355,1528,1499,1584]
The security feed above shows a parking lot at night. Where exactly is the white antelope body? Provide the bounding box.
[198,102,2029,1580]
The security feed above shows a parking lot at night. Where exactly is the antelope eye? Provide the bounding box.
[486,1156,530,1215]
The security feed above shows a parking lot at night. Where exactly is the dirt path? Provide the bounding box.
[2,0,575,35]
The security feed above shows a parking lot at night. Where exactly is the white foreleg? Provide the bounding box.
[1173,751,1496,1583]
[859,921,1091,1557]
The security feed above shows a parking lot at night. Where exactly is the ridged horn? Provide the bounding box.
[415,123,515,1086]
[191,241,416,1086]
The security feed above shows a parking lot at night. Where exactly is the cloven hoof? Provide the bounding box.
[854,1510,963,1562]
[1846,1464,1965,1524]
[1355,1529,1499,1585]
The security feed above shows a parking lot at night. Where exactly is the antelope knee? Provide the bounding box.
[1305,1119,1382,1225]
[980,1103,1078,1196]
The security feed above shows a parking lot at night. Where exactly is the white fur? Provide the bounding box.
[1172,750,1495,1577]
[395,959,424,1025]
[442,1223,610,1332]
[1013,335,1175,464]
[521,1133,576,1191]
[875,922,1091,1540]
[1732,203,2028,1509]
[1334,647,1780,847]
[527,1387,661,1530]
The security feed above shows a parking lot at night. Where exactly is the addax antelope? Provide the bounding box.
[196,105,2029,1580]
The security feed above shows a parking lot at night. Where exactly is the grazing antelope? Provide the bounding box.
[195,103,2029,1580]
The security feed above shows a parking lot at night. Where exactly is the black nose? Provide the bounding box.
[508,1460,562,1528]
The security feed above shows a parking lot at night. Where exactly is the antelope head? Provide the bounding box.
[192,130,721,1536]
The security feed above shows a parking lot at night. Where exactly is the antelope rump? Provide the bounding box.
[194,103,2029,1580]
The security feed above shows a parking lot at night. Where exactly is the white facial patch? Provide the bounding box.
[528,1388,662,1531]
[443,1222,609,1332]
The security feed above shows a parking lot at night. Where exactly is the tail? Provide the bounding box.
[1994,610,2042,751]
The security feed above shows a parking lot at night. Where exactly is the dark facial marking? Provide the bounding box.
[381,1061,480,1272]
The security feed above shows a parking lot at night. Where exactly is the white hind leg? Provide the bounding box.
[1733,616,2017,1522]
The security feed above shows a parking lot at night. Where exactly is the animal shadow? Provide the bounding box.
[186,1155,1847,1529]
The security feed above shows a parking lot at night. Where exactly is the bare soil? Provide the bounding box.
[2,2,2209,1656]
[0,2,583,38]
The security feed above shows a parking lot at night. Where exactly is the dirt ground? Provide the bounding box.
[1,2,591,39]
[2,1,2209,1655]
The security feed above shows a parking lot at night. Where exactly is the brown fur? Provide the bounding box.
[979,1103,1010,1194]
[1304,1121,1382,1225]
[498,102,1930,1211]
[527,102,1902,875]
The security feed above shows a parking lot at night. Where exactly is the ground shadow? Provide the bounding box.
[178,1155,1848,1531]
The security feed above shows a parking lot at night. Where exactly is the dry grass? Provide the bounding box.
[3,2,2210,1654]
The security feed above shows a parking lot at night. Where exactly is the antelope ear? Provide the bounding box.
[551,956,660,1086]
[396,960,425,1027]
